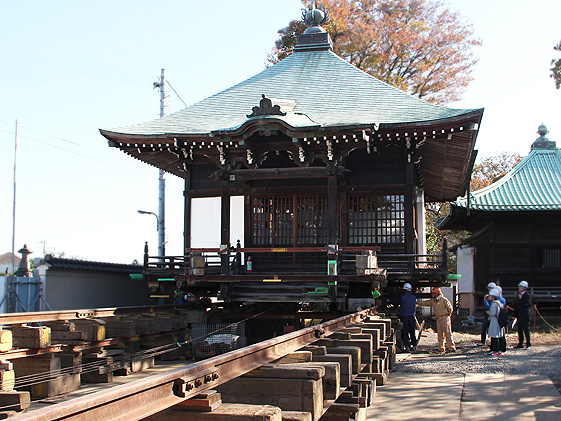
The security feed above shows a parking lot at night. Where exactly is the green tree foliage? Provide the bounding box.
[551,40,561,89]
[269,0,481,104]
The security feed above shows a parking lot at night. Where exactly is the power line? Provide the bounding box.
[0,127,153,178]
[166,79,189,108]
[0,118,140,164]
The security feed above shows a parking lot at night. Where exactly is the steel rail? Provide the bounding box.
[10,308,375,421]
[0,304,187,326]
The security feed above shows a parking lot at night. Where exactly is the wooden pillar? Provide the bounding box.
[405,155,415,255]
[327,175,338,300]
[327,175,338,245]
[221,179,231,275]
[183,172,192,253]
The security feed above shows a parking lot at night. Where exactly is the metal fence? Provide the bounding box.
[191,322,247,360]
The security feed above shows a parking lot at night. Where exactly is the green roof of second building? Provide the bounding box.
[455,127,561,211]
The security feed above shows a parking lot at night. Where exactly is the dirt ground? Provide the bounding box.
[409,318,561,393]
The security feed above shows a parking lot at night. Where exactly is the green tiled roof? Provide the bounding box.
[455,148,561,211]
[103,49,480,136]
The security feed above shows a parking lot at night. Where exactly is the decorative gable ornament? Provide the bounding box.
[247,94,287,118]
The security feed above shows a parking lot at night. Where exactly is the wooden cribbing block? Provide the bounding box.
[142,403,282,421]
[312,354,352,388]
[153,315,173,332]
[282,411,312,421]
[184,310,207,324]
[300,345,327,356]
[171,314,187,330]
[383,341,396,354]
[0,391,30,412]
[81,354,122,383]
[353,377,375,406]
[12,354,60,377]
[359,371,388,386]
[373,346,388,360]
[321,403,366,421]
[13,355,79,399]
[245,364,325,380]
[328,332,352,340]
[0,330,12,352]
[274,362,340,401]
[134,317,155,334]
[51,330,87,345]
[172,390,222,412]
[313,338,340,348]
[131,356,155,372]
[0,369,15,392]
[358,328,381,351]
[360,322,386,340]
[339,338,372,365]
[370,355,384,374]
[11,326,50,348]
[340,327,362,334]
[275,351,312,364]
[73,319,106,342]
[32,373,80,399]
[104,319,136,338]
[326,346,361,374]
[59,353,82,375]
[43,321,75,331]
[218,376,323,421]
[140,334,177,348]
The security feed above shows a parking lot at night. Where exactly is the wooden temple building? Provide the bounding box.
[100,6,483,310]
[439,125,561,313]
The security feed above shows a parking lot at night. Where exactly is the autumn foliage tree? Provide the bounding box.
[551,40,561,89]
[426,151,524,266]
[269,0,481,104]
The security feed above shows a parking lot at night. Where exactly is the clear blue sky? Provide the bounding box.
[1,0,560,265]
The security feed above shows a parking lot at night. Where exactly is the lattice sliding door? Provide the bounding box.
[251,194,328,247]
[348,194,405,246]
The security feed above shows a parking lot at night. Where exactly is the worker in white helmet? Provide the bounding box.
[478,282,497,346]
[487,288,506,356]
[388,283,417,352]
[514,281,531,348]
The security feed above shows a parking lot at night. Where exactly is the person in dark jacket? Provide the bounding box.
[389,283,417,352]
[514,280,532,348]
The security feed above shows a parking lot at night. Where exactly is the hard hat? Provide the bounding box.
[487,282,496,289]
[403,283,412,291]
[518,280,529,288]
[431,287,441,294]
[489,288,501,298]
[495,285,502,295]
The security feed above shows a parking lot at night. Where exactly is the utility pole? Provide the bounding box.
[153,69,166,260]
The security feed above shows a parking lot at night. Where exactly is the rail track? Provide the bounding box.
[1,306,398,421]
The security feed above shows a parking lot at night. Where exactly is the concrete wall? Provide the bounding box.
[41,270,153,310]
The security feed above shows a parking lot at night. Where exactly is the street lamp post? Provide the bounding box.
[138,210,165,260]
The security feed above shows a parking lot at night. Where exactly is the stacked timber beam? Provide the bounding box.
[0,310,206,418]
[145,314,396,421]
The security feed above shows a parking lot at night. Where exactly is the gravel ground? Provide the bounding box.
[393,324,561,392]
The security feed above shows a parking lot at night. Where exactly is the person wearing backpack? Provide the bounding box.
[488,288,506,356]
[514,280,532,349]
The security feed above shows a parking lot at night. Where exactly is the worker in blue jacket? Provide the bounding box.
[389,283,417,352]
[479,282,506,346]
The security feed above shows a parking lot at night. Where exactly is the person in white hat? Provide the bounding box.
[514,281,531,348]
[487,288,506,356]
[478,282,498,346]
